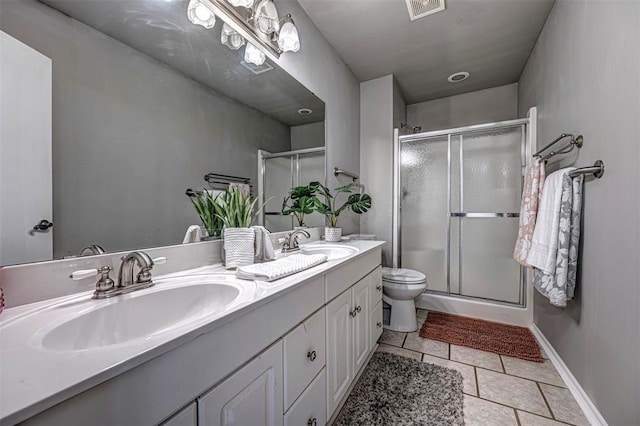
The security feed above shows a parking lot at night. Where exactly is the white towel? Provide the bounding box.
[236,254,328,281]
[252,226,276,262]
[182,225,202,244]
[526,168,575,273]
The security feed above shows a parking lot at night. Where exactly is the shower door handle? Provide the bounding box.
[450,212,520,218]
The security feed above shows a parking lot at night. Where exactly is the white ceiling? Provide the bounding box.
[298,0,555,104]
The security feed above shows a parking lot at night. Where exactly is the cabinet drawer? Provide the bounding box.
[284,307,326,410]
[161,403,197,426]
[284,369,326,426]
[325,248,381,302]
[368,266,383,308]
[370,300,383,349]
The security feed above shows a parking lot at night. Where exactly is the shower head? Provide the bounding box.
[400,122,422,133]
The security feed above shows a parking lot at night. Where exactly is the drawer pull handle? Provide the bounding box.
[350,310,357,317]
[356,305,362,313]
[376,285,382,291]
[377,321,382,328]
[307,350,317,362]
[307,418,317,426]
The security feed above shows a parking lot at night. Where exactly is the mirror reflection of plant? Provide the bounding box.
[281,182,322,227]
[186,190,224,238]
[315,182,372,228]
[212,188,270,228]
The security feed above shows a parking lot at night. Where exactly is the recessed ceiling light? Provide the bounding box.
[447,71,470,83]
[297,108,312,115]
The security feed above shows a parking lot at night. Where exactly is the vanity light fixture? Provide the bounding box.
[221,23,245,50]
[244,42,266,66]
[278,14,299,53]
[227,0,254,8]
[187,0,301,66]
[254,0,280,35]
[187,0,216,29]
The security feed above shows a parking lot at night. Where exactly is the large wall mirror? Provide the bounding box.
[0,0,325,267]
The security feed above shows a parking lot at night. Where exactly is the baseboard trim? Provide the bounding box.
[530,324,607,426]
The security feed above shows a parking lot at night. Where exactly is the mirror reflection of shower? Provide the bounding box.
[400,122,422,134]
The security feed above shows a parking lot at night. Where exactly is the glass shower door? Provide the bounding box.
[399,124,525,305]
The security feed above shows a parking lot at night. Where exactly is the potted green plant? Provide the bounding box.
[315,182,372,242]
[186,189,224,239]
[211,188,268,268]
[281,182,321,229]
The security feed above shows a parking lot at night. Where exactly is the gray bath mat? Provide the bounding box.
[334,351,465,426]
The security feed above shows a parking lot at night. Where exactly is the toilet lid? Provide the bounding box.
[382,267,426,284]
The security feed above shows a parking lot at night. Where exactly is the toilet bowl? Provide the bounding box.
[382,268,427,332]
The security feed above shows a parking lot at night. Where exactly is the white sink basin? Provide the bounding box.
[300,244,359,260]
[39,279,241,351]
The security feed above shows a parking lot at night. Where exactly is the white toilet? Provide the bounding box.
[382,267,427,332]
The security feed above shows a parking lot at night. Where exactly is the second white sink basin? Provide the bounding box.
[39,278,242,352]
[300,244,359,260]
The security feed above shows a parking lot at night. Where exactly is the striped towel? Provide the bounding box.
[236,254,328,281]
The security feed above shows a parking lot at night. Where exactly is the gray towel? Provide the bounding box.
[533,173,584,307]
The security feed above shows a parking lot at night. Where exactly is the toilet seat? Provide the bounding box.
[382,267,426,284]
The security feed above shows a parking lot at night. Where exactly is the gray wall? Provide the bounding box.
[276,0,361,234]
[407,83,519,132]
[0,0,291,258]
[360,75,395,265]
[518,1,640,424]
[291,121,325,150]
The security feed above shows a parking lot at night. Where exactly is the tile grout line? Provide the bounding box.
[537,381,557,421]
[473,366,480,398]
[469,394,575,424]
[514,408,522,426]
[499,354,506,373]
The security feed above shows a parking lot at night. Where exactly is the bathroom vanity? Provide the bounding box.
[0,240,384,425]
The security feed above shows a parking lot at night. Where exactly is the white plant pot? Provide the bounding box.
[324,227,342,242]
[223,227,255,269]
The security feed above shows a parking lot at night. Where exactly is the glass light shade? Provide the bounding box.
[227,0,254,7]
[187,0,216,29]
[221,23,245,50]
[244,43,266,66]
[278,18,299,52]
[255,0,279,34]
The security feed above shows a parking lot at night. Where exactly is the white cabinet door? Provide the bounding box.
[199,342,283,426]
[161,403,197,426]
[351,276,370,374]
[0,31,52,265]
[325,290,352,418]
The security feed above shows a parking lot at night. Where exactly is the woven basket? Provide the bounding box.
[223,227,255,269]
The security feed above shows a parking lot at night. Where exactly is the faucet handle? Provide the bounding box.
[70,268,100,280]
[152,257,167,265]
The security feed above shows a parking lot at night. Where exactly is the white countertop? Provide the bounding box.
[0,240,384,424]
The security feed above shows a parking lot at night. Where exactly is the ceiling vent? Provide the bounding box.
[405,0,446,21]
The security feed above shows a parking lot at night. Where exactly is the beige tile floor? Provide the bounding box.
[374,309,591,426]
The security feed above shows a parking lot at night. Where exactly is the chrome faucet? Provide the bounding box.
[118,251,155,289]
[80,244,105,256]
[281,229,311,253]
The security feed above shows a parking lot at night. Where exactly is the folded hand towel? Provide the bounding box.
[526,168,575,273]
[252,226,276,262]
[182,225,202,244]
[236,254,328,281]
[533,173,583,307]
[513,158,546,266]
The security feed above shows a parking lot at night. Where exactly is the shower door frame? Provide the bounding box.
[258,146,326,228]
[393,118,530,307]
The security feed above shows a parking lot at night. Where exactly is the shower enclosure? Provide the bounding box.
[258,147,326,232]
[393,119,529,306]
